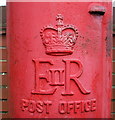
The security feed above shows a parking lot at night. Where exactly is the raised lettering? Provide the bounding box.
[28,100,36,113]
[62,59,90,96]
[67,101,74,114]
[74,101,81,113]
[91,99,96,111]
[36,101,44,113]
[58,101,67,114]
[21,99,29,111]
[44,101,52,114]
[32,58,57,95]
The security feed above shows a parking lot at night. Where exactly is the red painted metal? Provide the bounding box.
[7,1,112,118]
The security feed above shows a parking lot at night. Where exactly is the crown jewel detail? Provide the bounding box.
[40,14,78,56]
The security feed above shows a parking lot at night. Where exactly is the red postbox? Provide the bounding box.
[7,1,112,118]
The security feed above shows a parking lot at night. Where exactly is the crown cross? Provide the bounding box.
[56,14,64,39]
[40,14,79,56]
[56,14,64,26]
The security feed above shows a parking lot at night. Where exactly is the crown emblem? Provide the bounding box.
[40,14,78,56]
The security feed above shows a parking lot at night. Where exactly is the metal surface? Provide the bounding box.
[7,1,112,118]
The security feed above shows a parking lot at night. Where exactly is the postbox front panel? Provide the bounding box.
[7,2,112,118]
